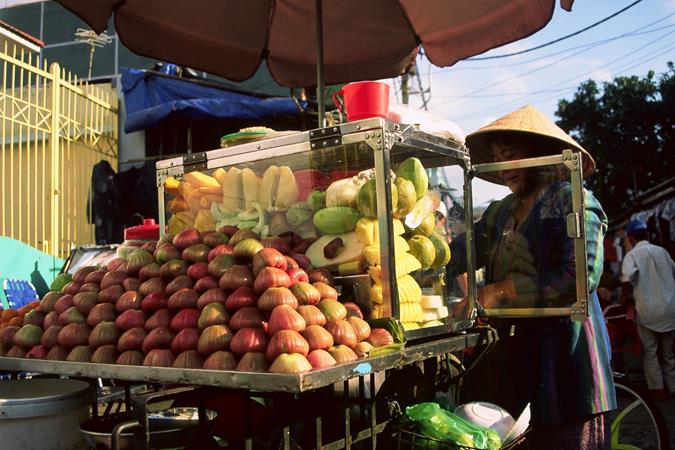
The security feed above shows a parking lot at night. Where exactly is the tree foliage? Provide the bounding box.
[555,63,675,220]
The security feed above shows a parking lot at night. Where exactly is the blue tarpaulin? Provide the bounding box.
[121,68,302,133]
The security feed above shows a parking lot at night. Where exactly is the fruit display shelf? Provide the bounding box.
[156,117,478,338]
[0,332,480,393]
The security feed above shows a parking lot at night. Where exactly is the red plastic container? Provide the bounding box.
[117,219,160,258]
[332,81,390,122]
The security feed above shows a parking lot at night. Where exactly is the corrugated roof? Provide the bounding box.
[0,18,44,48]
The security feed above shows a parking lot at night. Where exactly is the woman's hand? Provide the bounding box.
[477,280,517,308]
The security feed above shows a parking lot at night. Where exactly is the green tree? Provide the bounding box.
[555,63,675,220]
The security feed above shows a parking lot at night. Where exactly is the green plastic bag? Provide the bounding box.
[406,402,502,450]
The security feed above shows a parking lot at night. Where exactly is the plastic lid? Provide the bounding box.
[124,218,160,240]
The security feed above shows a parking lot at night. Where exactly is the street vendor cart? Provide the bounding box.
[0,114,593,449]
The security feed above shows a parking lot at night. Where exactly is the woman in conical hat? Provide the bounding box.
[448,105,615,449]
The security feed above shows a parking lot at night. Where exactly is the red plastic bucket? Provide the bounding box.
[332,81,390,122]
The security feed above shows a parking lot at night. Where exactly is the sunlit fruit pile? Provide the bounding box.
[164,156,452,331]
[0,228,395,374]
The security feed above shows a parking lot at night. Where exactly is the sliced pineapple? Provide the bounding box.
[370,284,383,304]
[355,218,406,245]
[365,252,421,278]
[402,322,420,330]
[400,303,424,322]
[397,274,422,304]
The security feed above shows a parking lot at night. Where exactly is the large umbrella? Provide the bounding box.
[58,0,575,121]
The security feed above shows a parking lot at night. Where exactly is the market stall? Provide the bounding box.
[0,98,597,449]
[0,2,591,448]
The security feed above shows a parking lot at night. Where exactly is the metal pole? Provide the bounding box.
[400,72,409,105]
[315,0,325,127]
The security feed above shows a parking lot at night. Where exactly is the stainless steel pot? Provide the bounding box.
[79,407,217,450]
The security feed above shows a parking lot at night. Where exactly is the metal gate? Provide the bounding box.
[0,42,118,259]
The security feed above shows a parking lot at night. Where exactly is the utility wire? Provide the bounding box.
[468,43,675,124]
[451,41,675,124]
[431,23,675,98]
[465,0,644,61]
[448,37,675,123]
[431,27,673,109]
[431,16,675,73]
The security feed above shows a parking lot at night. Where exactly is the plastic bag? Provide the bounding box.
[406,402,502,450]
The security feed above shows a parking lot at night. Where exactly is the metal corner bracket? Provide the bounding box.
[309,125,342,149]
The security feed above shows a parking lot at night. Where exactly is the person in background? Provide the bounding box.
[447,105,615,449]
[619,219,675,401]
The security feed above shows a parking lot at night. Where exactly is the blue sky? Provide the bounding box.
[390,0,675,205]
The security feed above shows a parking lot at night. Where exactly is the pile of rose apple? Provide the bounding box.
[0,227,395,374]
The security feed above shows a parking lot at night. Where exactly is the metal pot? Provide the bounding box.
[0,378,94,450]
[79,407,217,450]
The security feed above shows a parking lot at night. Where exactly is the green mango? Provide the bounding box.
[356,178,397,219]
[394,177,417,218]
[428,233,451,269]
[395,157,428,200]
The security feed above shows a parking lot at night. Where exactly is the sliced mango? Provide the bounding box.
[194,209,216,232]
[197,186,223,196]
[199,194,223,209]
[167,196,188,213]
[184,171,220,190]
[164,176,181,195]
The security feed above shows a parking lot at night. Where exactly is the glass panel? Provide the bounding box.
[458,158,582,317]
[158,121,472,332]
[386,143,470,332]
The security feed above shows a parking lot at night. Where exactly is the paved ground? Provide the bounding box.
[657,395,675,449]
[613,351,674,449]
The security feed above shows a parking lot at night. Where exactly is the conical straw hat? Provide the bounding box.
[466,105,595,184]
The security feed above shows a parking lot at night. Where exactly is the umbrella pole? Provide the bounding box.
[315,0,325,127]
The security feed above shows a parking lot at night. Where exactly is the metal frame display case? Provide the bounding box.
[155,118,476,339]
[471,149,590,321]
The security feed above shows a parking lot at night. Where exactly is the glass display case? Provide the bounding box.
[155,118,476,339]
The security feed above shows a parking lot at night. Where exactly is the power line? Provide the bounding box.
[447,39,675,124]
[465,0,643,61]
[431,17,675,74]
[431,22,675,99]
[431,28,674,109]
[450,41,675,124]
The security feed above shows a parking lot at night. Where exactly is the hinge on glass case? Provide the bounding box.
[566,212,582,238]
[183,152,207,172]
[156,169,168,188]
[309,126,342,149]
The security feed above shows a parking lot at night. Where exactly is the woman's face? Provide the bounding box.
[490,141,531,194]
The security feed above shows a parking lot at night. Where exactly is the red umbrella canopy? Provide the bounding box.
[57,0,575,87]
